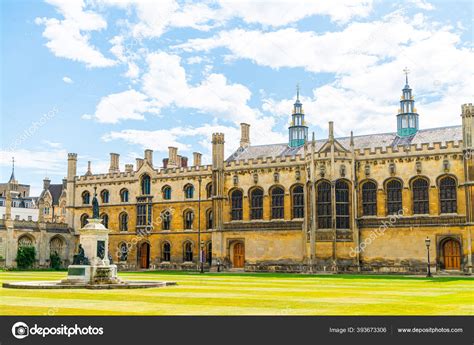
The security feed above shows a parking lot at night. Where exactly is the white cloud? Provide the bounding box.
[62,76,73,84]
[84,89,160,123]
[35,0,116,68]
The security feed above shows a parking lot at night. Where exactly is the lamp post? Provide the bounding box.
[200,240,204,274]
[425,237,432,278]
[197,176,202,273]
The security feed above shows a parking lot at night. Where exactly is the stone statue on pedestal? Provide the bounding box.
[72,244,89,265]
[92,187,100,219]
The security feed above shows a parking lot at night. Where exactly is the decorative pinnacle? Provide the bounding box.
[296,83,300,101]
[403,66,410,85]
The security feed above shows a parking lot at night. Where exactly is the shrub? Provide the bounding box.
[50,251,62,270]
[16,246,36,269]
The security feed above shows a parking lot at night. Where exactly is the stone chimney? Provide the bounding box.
[62,178,67,189]
[136,158,144,170]
[109,153,120,173]
[240,123,250,148]
[125,164,133,173]
[43,177,51,190]
[193,152,202,166]
[328,121,334,142]
[168,147,178,168]
[144,149,153,167]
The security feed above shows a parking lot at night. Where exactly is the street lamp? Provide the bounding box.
[200,240,204,274]
[425,237,432,278]
[197,176,203,273]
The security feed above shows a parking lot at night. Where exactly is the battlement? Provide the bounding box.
[462,103,473,115]
[224,154,305,168]
[354,140,462,157]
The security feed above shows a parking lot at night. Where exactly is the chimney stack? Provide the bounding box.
[43,177,51,190]
[125,164,133,173]
[328,121,334,142]
[168,147,178,168]
[136,158,144,170]
[193,152,202,166]
[144,149,153,167]
[240,123,250,148]
[109,153,120,173]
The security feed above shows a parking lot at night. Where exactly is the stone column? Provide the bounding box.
[211,133,225,268]
[461,103,473,273]
[66,153,77,230]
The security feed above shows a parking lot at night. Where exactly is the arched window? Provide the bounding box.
[183,242,193,262]
[141,174,151,195]
[119,212,128,232]
[361,181,377,216]
[80,213,89,227]
[120,189,129,202]
[317,181,331,228]
[231,190,243,220]
[206,242,212,265]
[439,176,457,214]
[119,243,128,261]
[184,184,194,199]
[50,236,64,258]
[18,235,33,247]
[100,189,109,203]
[292,185,304,219]
[184,210,194,230]
[206,183,213,199]
[101,213,109,228]
[386,180,403,215]
[250,188,264,220]
[162,242,171,261]
[162,186,171,200]
[206,209,213,229]
[161,209,171,230]
[412,178,429,214]
[82,191,90,204]
[335,180,350,229]
[271,186,284,219]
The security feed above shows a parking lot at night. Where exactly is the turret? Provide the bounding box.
[462,103,473,149]
[396,68,419,137]
[288,85,308,147]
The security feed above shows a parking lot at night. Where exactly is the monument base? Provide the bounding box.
[62,264,120,285]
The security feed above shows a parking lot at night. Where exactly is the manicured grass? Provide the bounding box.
[0,271,473,315]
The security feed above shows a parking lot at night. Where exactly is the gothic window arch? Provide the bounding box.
[161,209,172,230]
[230,189,243,220]
[141,174,151,195]
[18,235,34,247]
[184,210,194,230]
[250,187,264,220]
[119,242,128,261]
[100,213,109,228]
[412,178,429,214]
[183,241,193,262]
[184,184,194,199]
[80,213,89,228]
[206,183,213,199]
[162,185,171,200]
[206,242,212,265]
[335,180,350,229]
[317,181,331,229]
[361,181,377,216]
[439,176,457,214]
[120,189,129,202]
[82,191,90,204]
[119,212,128,232]
[49,236,64,259]
[270,186,285,219]
[162,242,171,261]
[386,179,403,215]
[100,189,109,203]
[291,184,304,219]
[206,209,213,229]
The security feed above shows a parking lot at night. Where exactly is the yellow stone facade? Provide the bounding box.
[66,102,474,274]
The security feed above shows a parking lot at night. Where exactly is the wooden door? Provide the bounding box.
[443,240,461,270]
[140,243,149,269]
[233,243,244,268]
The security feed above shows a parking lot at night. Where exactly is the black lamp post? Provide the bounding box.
[197,177,203,273]
[425,237,432,278]
[200,240,204,274]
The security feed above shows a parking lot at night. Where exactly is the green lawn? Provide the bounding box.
[0,271,473,315]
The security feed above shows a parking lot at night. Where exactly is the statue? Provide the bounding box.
[92,187,100,219]
[72,244,89,265]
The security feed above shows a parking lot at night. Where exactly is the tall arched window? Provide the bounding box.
[335,180,350,229]
[184,184,194,199]
[119,243,128,261]
[250,188,263,220]
[162,186,171,200]
[184,242,193,262]
[292,185,304,219]
[82,191,90,204]
[18,235,33,247]
[141,174,151,195]
[100,190,109,203]
[184,210,194,229]
[206,183,213,199]
[412,178,429,214]
[231,190,243,220]
[439,176,457,214]
[206,209,213,229]
[162,242,171,261]
[162,210,171,230]
[386,180,403,214]
[206,242,212,265]
[120,189,129,202]
[271,186,284,219]
[361,181,377,216]
[119,212,128,232]
[80,213,89,227]
[101,213,109,228]
[317,181,331,228]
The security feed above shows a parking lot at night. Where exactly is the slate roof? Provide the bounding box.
[226,126,462,161]
[47,184,64,205]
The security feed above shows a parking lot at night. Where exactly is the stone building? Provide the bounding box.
[66,75,473,274]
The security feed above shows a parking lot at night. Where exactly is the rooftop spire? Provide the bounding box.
[403,66,410,87]
[9,157,15,182]
[296,83,300,102]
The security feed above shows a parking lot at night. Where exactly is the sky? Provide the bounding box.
[1,0,473,195]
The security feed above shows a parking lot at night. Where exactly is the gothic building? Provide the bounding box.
[66,74,474,274]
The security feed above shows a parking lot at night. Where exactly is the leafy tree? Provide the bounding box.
[50,251,62,270]
[16,246,36,269]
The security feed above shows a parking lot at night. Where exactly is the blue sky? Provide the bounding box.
[1,0,473,195]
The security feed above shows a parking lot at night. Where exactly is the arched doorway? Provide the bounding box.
[138,242,150,269]
[443,239,461,270]
[233,242,245,268]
